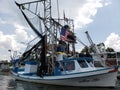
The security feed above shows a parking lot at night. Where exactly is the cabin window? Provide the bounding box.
[78,60,88,68]
[60,61,75,71]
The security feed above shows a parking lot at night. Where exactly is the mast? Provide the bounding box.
[43,0,55,74]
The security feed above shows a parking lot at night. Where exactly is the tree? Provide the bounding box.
[106,47,114,52]
[81,46,89,53]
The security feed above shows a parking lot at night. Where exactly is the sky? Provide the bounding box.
[0,0,120,61]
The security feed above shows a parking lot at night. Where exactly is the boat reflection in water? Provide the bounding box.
[6,76,120,90]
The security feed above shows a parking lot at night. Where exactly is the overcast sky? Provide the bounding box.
[0,0,120,61]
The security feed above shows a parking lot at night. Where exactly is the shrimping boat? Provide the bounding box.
[10,0,118,87]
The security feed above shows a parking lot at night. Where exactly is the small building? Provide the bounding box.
[0,60,10,72]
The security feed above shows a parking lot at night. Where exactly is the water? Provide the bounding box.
[0,74,120,90]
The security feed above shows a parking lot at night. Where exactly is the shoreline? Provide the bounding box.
[0,71,11,75]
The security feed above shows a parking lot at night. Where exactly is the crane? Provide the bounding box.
[85,31,100,54]
[85,31,106,66]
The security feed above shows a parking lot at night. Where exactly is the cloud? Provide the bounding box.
[0,22,35,60]
[14,23,29,41]
[104,33,120,51]
[0,0,16,14]
[0,31,24,60]
[0,18,6,24]
[0,0,36,60]
[75,0,111,29]
[0,0,112,29]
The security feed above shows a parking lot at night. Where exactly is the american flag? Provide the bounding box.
[60,27,69,41]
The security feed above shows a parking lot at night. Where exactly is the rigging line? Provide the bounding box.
[24,7,44,21]
[17,0,45,6]
[15,2,43,38]
[57,0,60,21]
[22,36,39,52]
[15,2,44,21]
[21,9,43,38]
[76,37,88,47]
[22,38,44,60]
[38,13,43,34]
[44,25,60,41]
[35,2,38,14]
[51,18,62,27]
[17,4,60,41]
[28,36,38,44]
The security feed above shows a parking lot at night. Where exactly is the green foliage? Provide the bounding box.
[81,46,89,53]
[106,47,114,52]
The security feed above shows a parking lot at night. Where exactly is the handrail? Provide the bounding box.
[59,57,93,62]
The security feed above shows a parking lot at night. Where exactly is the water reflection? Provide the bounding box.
[8,80,120,90]
[0,75,120,90]
[0,75,12,90]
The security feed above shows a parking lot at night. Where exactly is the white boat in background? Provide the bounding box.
[118,67,120,72]
[116,53,120,72]
[10,0,118,87]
